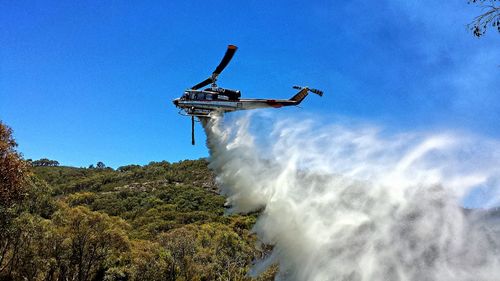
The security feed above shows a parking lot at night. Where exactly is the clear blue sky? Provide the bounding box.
[1,0,499,168]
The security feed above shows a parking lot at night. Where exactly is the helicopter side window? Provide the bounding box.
[190,93,196,100]
[206,94,212,100]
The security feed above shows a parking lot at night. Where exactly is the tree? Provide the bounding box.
[31,158,60,167]
[0,213,51,280]
[49,205,131,281]
[192,223,255,281]
[158,227,197,281]
[0,204,132,281]
[0,122,25,276]
[468,0,500,37]
[117,164,140,172]
[96,162,106,169]
[128,240,173,281]
[0,121,29,208]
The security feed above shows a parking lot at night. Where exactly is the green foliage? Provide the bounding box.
[126,240,173,281]
[31,158,59,167]
[22,176,56,218]
[156,223,257,281]
[33,159,216,195]
[0,158,276,281]
[49,204,131,281]
[0,205,131,281]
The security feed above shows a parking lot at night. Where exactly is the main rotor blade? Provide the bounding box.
[213,45,238,76]
[190,45,237,90]
[191,77,212,90]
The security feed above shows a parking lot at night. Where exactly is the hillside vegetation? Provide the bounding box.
[1,158,276,281]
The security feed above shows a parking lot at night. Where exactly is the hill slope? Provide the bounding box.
[0,159,276,281]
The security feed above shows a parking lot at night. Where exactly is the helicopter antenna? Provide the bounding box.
[191,115,195,145]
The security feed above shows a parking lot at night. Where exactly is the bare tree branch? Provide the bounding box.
[468,0,500,37]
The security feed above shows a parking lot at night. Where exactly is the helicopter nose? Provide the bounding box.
[173,99,179,106]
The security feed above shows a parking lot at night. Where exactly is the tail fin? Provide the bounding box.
[290,86,323,104]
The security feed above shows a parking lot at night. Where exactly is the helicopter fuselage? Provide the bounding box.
[173,88,295,117]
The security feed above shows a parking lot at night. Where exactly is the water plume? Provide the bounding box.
[202,113,500,281]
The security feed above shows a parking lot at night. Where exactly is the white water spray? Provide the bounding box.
[203,114,500,281]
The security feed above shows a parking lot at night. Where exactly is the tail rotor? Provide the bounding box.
[292,85,324,97]
[290,85,324,105]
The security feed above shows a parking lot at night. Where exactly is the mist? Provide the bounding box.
[203,114,500,281]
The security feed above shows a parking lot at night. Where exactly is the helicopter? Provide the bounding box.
[173,45,324,145]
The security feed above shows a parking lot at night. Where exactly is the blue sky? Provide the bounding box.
[1,0,499,168]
